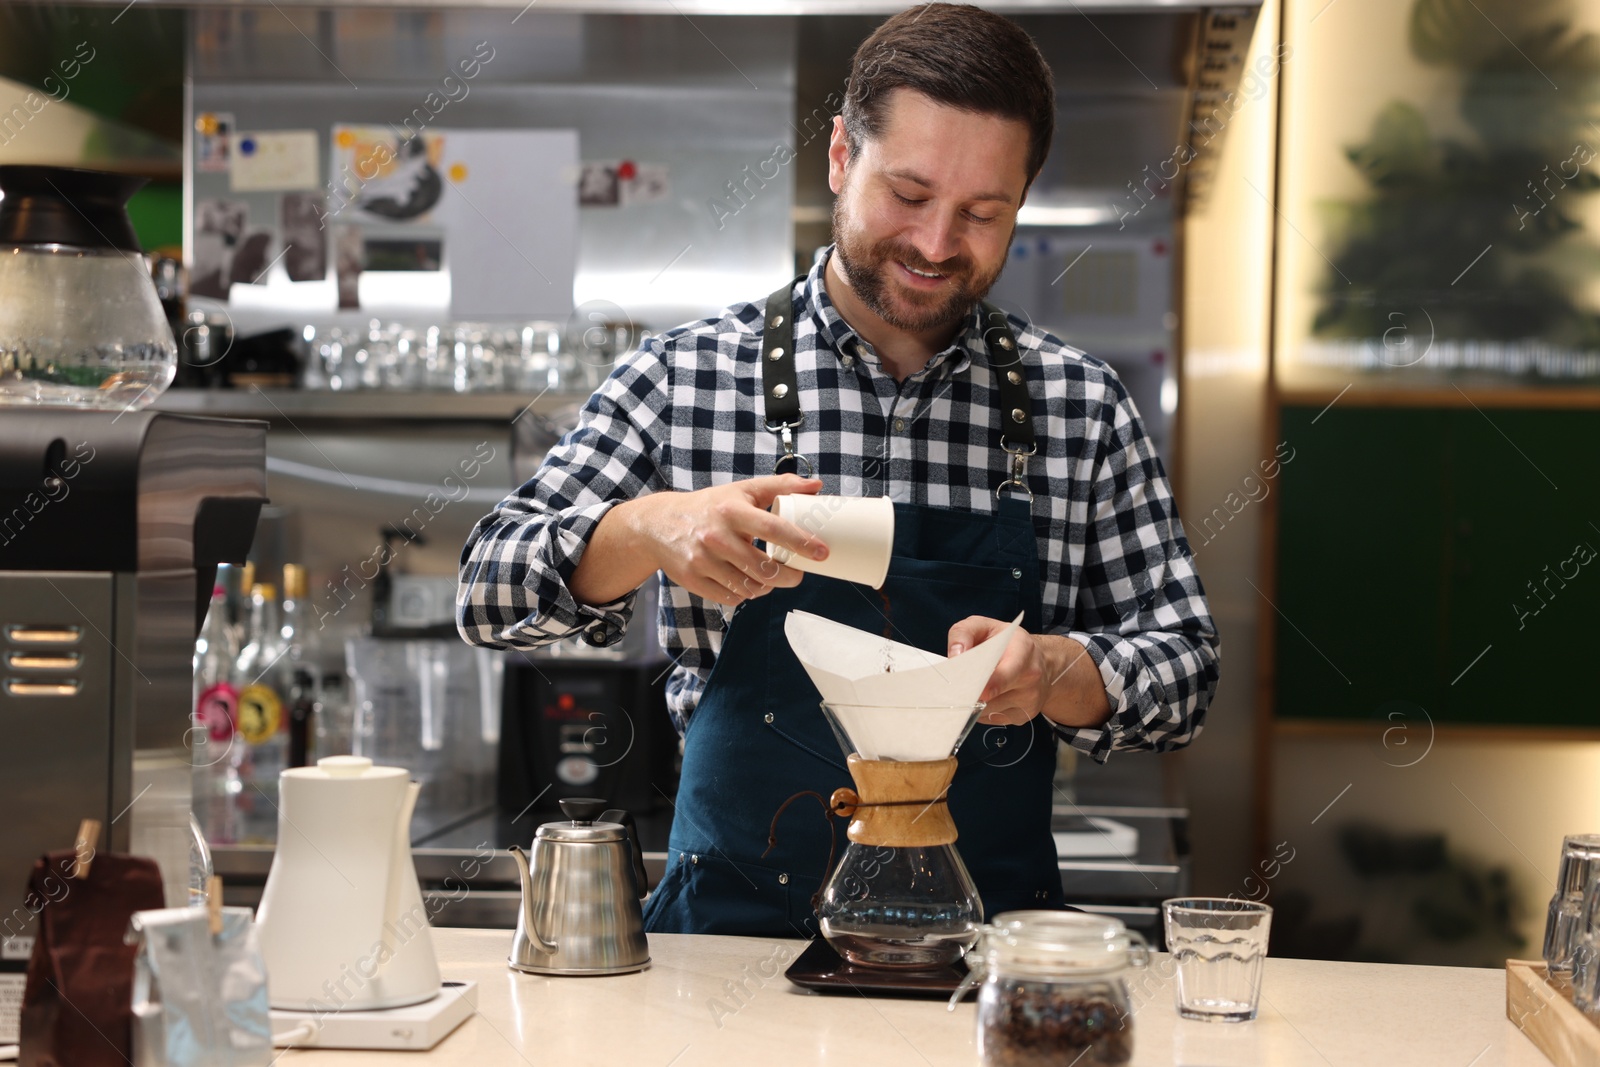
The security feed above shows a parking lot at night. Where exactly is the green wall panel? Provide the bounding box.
[1276,405,1600,728]
[126,180,182,253]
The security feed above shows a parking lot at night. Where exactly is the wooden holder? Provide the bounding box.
[1507,958,1600,1066]
[72,818,101,879]
[207,875,224,935]
[829,754,958,848]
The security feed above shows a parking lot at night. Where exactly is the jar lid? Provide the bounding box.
[974,910,1148,976]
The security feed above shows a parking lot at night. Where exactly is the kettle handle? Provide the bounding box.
[602,809,649,899]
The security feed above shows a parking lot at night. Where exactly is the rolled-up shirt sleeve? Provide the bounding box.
[457,342,669,651]
[1052,384,1221,762]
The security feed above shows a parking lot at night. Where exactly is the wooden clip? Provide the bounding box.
[72,819,100,879]
[206,876,224,936]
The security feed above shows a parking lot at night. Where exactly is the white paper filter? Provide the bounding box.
[783,610,1023,761]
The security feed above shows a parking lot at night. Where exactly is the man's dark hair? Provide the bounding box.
[841,3,1056,191]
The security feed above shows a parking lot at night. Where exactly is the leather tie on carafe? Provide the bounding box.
[761,755,959,910]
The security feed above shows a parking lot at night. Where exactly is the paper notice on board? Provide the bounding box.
[230,130,320,192]
[437,129,578,322]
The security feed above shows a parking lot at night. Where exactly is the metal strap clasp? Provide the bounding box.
[767,418,814,477]
[995,438,1036,501]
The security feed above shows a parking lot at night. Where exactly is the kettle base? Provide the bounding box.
[507,957,650,977]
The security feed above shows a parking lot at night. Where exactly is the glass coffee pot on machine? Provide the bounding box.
[785,610,1024,971]
[0,164,178,409]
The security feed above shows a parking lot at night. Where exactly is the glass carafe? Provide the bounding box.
[816,701,984,969]
[0,165,177,409]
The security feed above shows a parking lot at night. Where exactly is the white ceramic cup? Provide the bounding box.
[765,494,894,588]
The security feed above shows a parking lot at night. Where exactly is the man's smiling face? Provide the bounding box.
[829,88,1032,335]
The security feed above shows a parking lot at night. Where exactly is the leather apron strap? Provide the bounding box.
[759,280,1036,493]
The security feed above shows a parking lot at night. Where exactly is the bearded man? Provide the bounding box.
[460,3,1219,937]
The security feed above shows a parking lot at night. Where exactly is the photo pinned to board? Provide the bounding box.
[331,125,445,224]
[280,193,328,284]
[196,111,234,174]
[192,198,274,301]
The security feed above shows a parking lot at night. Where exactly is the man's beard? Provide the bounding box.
[831,196,1009,333]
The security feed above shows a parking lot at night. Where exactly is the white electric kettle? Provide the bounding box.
[255,756,441,1011]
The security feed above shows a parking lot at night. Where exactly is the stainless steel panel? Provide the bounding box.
[244,422,516,675]
[191,11,796,333]
[131,571,202,754]
[137,417,269,573]
[0,572,115,952]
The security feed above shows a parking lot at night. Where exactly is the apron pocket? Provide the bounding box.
[644,849,821,940]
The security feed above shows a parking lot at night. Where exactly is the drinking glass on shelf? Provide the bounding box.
[315,327,357,392]
[517,322,562,392]
[417,324,450,390]
[448,325,475,393]
[482,329,511,391]
[299,325,326,390]
[371,321,417,391]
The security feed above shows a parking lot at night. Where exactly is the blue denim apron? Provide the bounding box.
[642,286,1062,939]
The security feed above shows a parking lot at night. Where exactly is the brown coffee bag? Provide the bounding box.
[19,849,165,1067]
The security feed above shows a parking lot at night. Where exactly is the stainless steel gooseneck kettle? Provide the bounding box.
[508,798,650,976]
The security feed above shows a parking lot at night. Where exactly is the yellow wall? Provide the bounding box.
[1276,0,1600,383]
[1262,0,1600,958]
[1177,0,1281,894]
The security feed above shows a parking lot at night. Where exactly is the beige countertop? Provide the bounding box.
[277,928,1552,1066]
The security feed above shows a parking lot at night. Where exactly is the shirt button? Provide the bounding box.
[894,418,906,432]
[841,354,854,367]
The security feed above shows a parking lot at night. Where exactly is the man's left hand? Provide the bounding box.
[947,616,1113,729]
[947,616,1048,726]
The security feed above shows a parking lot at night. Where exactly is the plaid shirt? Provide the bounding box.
[458,247,1219,761]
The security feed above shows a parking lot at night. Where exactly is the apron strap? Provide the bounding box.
[981,301,1036,501]
[759,280,1035,492]
[762,277,810,476]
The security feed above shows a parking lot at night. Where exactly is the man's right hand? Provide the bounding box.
[570,474,829,608]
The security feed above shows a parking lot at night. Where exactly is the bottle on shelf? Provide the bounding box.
[231,561,256,651]
[235,579,288,843]
[281,563,320,769]
[192,582,241,845]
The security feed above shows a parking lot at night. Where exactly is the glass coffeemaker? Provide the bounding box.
[814,701,986,969]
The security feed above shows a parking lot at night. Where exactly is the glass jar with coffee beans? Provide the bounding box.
[954,910,1148,1067]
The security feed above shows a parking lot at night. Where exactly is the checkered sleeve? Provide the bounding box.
[456,341,671,650]
[1052,377,1221,762]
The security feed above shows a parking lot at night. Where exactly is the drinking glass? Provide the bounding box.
[517,321,562,392]
[1572,871,1600,1013]
[1162,897,1272,1022]
[1543,834,1600,976]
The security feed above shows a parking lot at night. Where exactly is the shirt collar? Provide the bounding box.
[801,245,989,378]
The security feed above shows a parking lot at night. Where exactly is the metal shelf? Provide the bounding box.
[153,387,590,422]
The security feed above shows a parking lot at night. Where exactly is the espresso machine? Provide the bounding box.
[0,166,268,1038]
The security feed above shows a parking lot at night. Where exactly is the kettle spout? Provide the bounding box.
[508,845,557,955]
